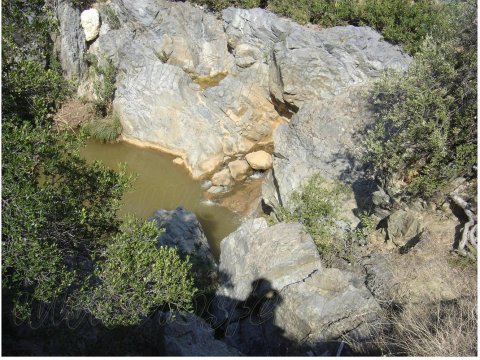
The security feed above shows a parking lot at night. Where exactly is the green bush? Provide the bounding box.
[276,174,351,264]
[84,115,123,143]
[2,122,131,320]
[363,0,477,201]
[92,59,117,116]
[83,219,197,327]
[2,0,197,328]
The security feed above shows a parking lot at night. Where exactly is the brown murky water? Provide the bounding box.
[80,140,240,259]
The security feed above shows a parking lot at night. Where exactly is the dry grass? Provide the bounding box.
[347,208,477,356]
[345,291,477,357]
[53,98,95,131]
[378,293,477,357]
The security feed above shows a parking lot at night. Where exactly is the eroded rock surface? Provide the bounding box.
[212,219,380,355]
[263,87,375,208]
[57,0,409,180]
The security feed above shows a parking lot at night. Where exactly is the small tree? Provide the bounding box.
[363,0,477,201]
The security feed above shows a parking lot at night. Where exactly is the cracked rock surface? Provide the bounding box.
[213,218,380,355]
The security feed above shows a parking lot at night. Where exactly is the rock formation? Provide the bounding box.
[56,0,409,183]
[150,207,215,267]
[212,218,380,355]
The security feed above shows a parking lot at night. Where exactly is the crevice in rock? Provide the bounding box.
[278,268,319,294]
[270,94,298,119]
[272,167,284,207]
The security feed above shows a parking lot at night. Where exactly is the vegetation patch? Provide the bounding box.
[99,4,121,30]
[363,0,476,201]
[81,218,197,328]
[84,115,122,143]
[191,72,228,90]
[274,174,354,265]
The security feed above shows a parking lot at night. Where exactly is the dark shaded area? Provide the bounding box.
[398,230,425,254]
[2,276,360,356]
[2,295,167,356]
[449,200,470,250]
[270,95,298,119]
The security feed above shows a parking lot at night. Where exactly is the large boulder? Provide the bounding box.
[212,219,380,355]
[223,8,410,108]
[150,207,215,267]
[245,150,273,170]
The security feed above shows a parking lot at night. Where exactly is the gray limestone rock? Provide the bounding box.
[213,218,380,355]
[263,87,374,208]
[55,0,87,82]
[150,207,215,267]
[58,1,410,180]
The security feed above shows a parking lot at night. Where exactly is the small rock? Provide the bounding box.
[245,150,272,170]
[211,168,234,186]
[228,159,252,181]
[234,43,260,68]
[173,157,184,166]
[387,209,424,247]
[80,9,100,42]
[201,180,212,190]
[208,185,227,194]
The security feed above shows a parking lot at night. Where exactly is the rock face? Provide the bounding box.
[56,0,409,179]
[80,9,100,41]
[245,150,273,170]
[213,219,380,355]
[55,0,87,81]
[263,87,376,209]
[162,312,241,356]
[150,207,215,267]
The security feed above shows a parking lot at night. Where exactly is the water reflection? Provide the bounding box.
[80,140,240,259]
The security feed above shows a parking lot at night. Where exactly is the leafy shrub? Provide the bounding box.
[2,122,131,320]
[276,174,351,264]
[84,115,122,143]
[363,0,477,201]
[83,219,197,327]
[2,0,195,328]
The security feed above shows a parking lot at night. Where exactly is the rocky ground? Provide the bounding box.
[40,0,478,356]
